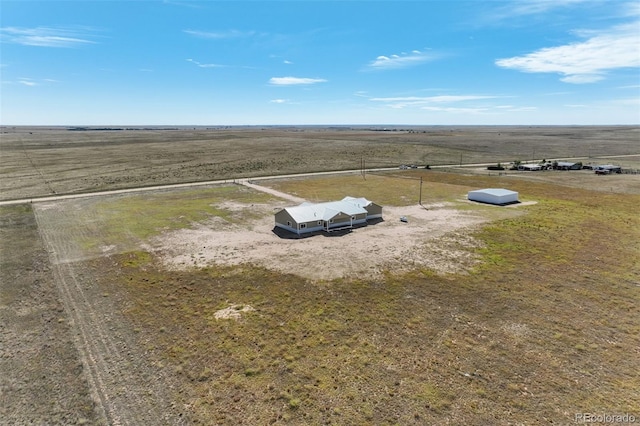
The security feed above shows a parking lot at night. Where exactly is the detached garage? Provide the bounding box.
[468,188,519,205]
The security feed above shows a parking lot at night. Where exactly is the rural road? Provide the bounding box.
[0,167,396,206]
[1,153,637,206]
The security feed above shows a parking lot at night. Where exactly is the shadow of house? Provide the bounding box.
[274,196,383,238]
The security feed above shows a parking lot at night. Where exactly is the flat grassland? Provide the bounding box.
[1,127,639,425]
[1,125,639,201]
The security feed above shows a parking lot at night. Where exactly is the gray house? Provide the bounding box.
[274,196,382,235]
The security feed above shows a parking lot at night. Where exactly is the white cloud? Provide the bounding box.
[612,97,640,106]
[505,0,588,16]
[0,26,97,48]
[495,22,640,83]
[18,78,37,86]
[184,29,257,39]
[370,95,500,108]
[367,50,433,70]
[186,58,225,68]
[269,76,327,86]
[421,106,490,114]
[270,99,288,104]
[12,77,58,87]
[367,94,530,114]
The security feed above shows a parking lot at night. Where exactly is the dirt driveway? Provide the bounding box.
[152,201,488,280]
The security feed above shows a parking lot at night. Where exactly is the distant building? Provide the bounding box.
[594,165,622,174]
[468,188,519,205]
[556,161,582,170]
[275,196,383,236]
[518,164,542,171]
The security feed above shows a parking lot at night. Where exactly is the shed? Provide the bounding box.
[468,188,519,205]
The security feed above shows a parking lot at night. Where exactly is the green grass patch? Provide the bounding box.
[264,172,475,206]
[78,185,276,250]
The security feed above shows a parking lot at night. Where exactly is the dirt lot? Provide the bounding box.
[154,202,492,280]
[1,127,639,424]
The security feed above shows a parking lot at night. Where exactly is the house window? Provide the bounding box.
[351,216,355,220]
[300,223,307,229]
[317,221,322,225]
[287,221,292,227]
[329,219,334,223]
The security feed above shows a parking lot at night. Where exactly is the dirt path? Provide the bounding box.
[33,201,185,425]
[0,205,98,425]
[239,179,307,204]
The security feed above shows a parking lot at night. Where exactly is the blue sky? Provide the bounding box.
[1,0,639,125]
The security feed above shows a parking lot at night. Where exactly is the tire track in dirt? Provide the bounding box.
[33,200,184,425]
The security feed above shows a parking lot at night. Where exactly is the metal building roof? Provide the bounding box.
[469,188,517,197]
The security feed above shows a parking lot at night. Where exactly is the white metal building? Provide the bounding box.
[468,188,519,205]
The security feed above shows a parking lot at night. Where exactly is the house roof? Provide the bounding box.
[341,196,374,207]
[283,198,369,223]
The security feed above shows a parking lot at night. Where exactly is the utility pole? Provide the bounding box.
[363,158,366,180]
[419,176,423,205]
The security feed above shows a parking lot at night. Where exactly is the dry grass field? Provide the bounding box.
[1,127,639,425]
[1,125,638,201]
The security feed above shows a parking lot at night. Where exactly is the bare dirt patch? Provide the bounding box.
[214,304,256,320]
[152,202,489,280]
